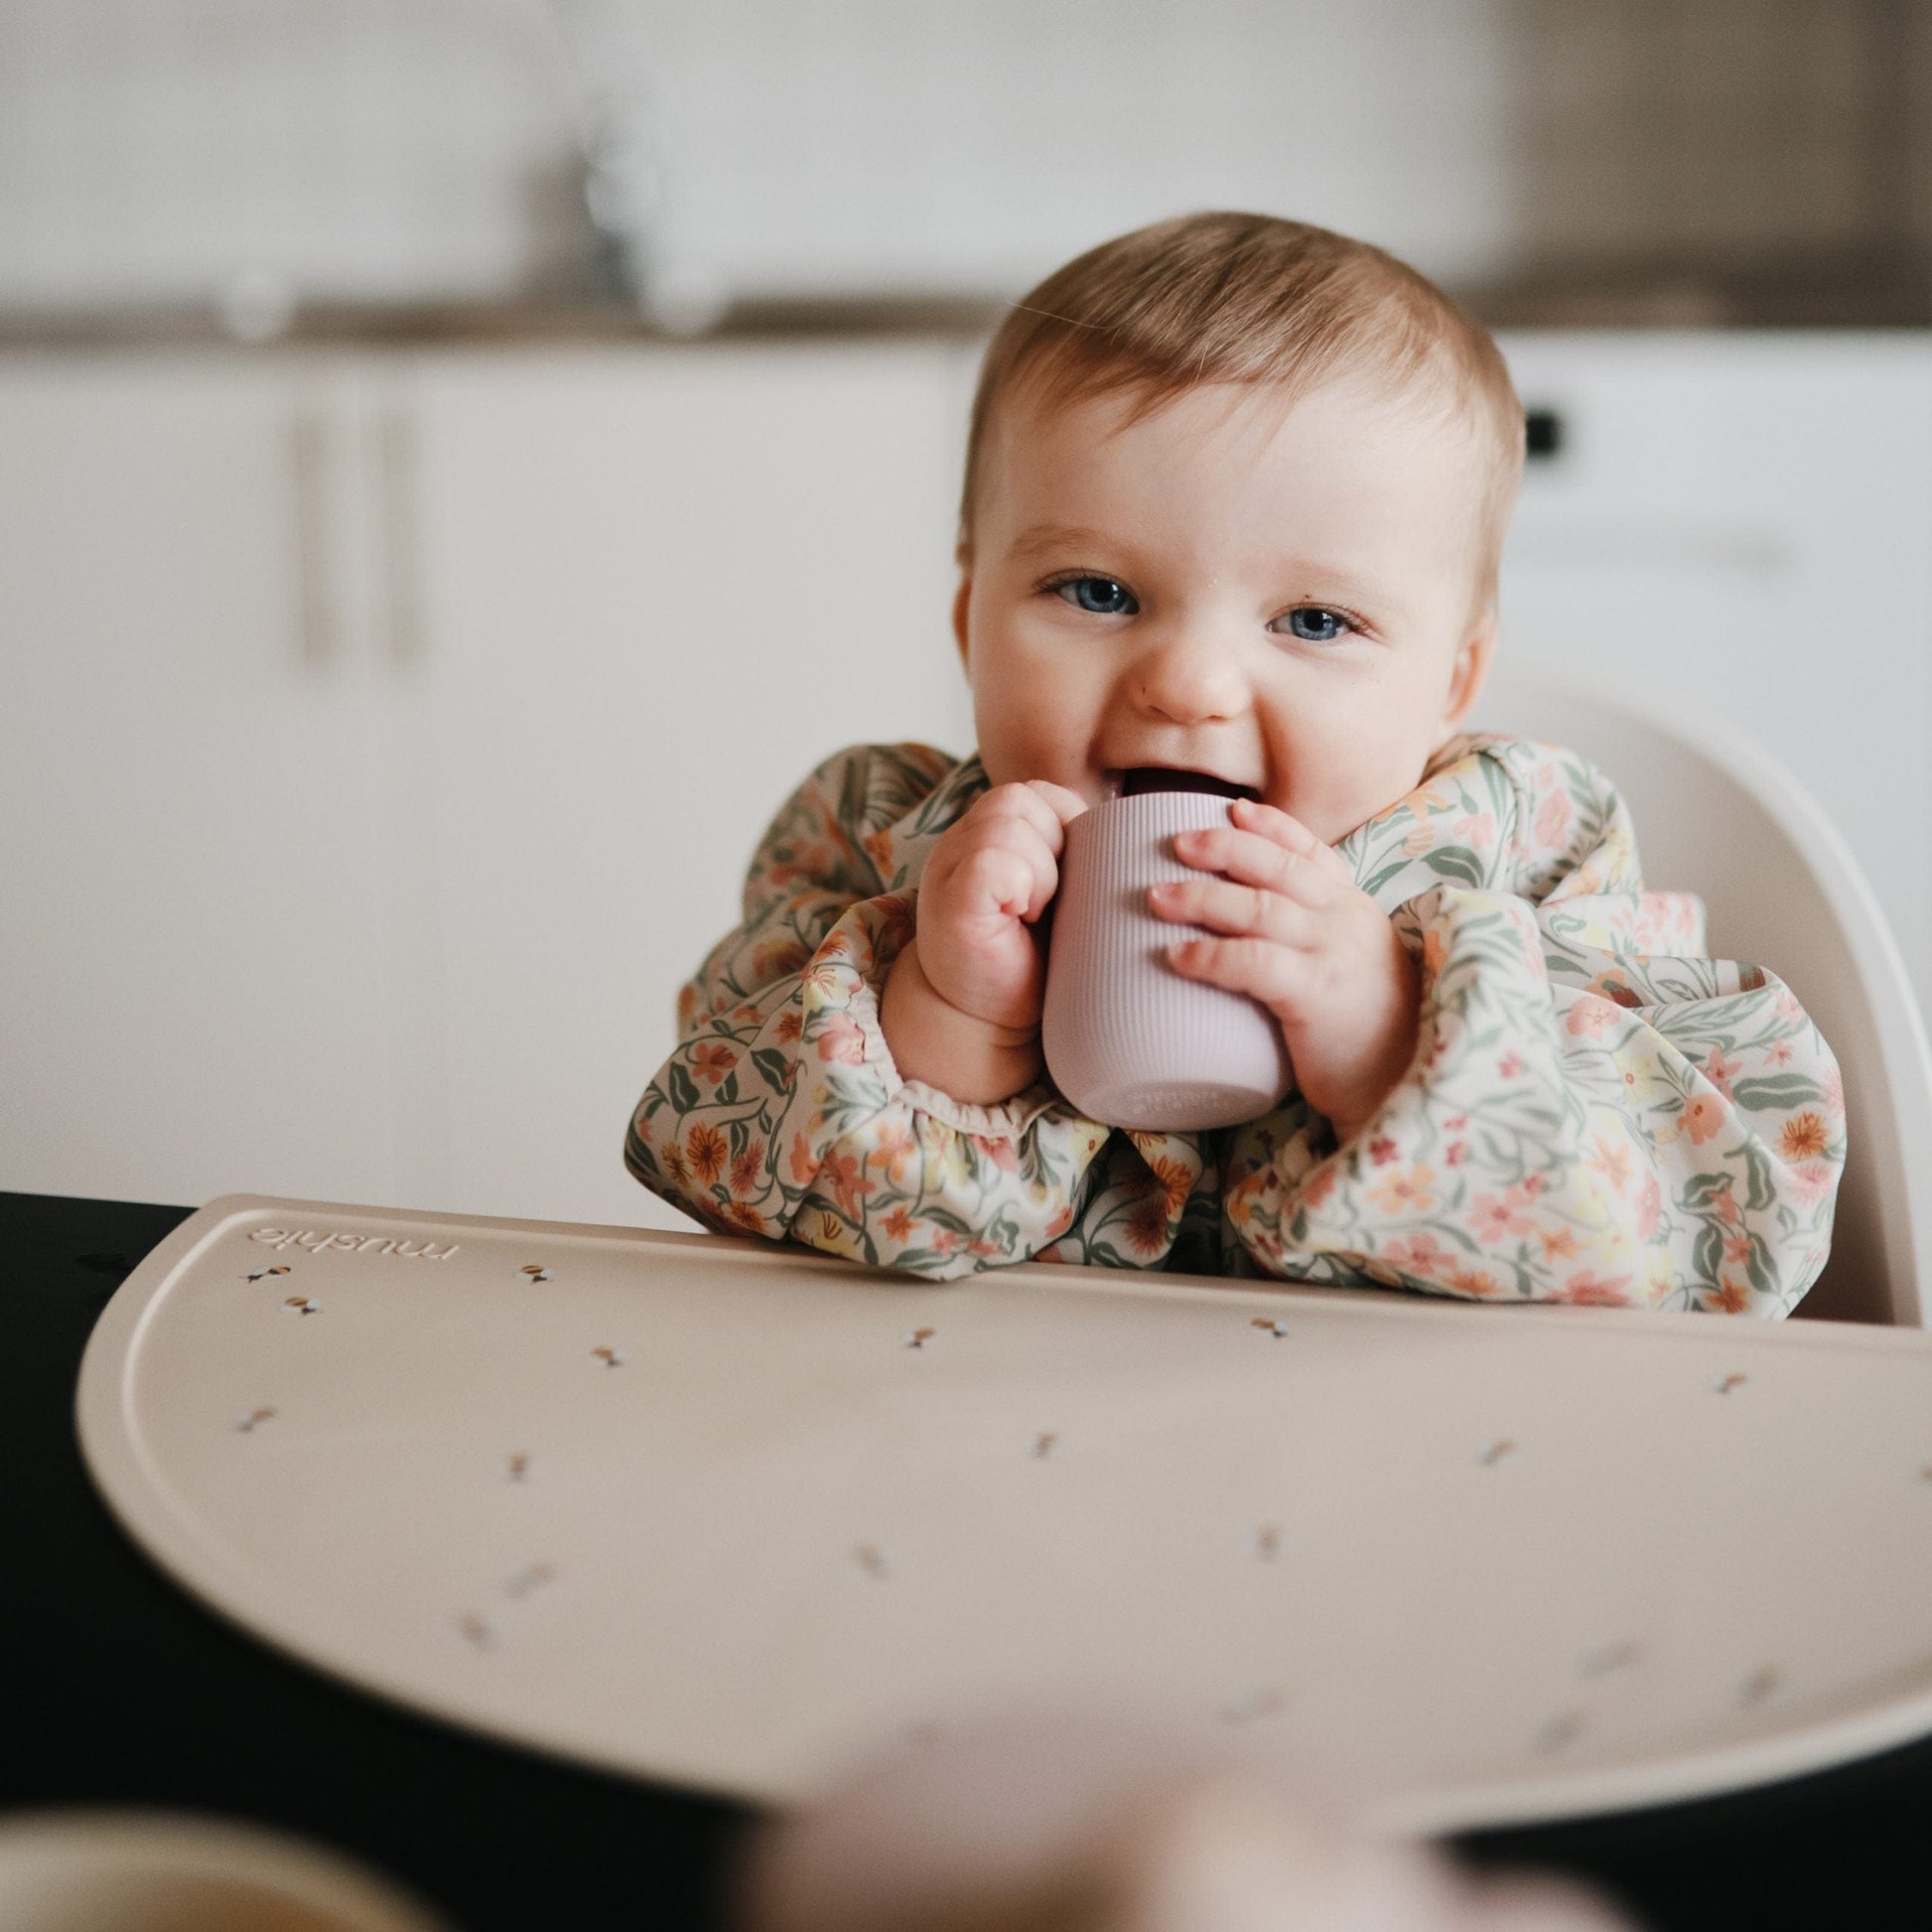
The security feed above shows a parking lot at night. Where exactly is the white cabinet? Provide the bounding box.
[0,342,978,1226]
[0,356,406,1207]
[399,345,977,1228]
[1494,334,1932,1007]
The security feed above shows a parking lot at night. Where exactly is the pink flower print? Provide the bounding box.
[1635,1173,1662,1240]
[1470,1192,1534,1242]
[1451,812,1496,849]
[1766,1039,1795,1067]
[1382,1233,1447,1274]
[1703,1048,1740,1100]
[1682,1093,1726,1146]
[1563,1271,1632,1307]
[1497,1050,1526,1079]
[1821,1064,1846,1118]
[1366,1135,1400,1167]
[817,1145,876,1218]
[1787,1161,1836,1203]
[1567,997,1620,1039]
[971,1134,1022,1174]
[814,1013,869,1065]
[1533,788,1573,853]
[690,1040,739,1085]
[1446,1140,1468,1167]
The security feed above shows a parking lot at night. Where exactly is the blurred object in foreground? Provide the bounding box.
[737,1712,1641,1932]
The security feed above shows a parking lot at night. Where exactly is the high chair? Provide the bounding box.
[1472,662,1932,1326]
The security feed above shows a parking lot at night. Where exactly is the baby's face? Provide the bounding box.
[954,374,1497,844]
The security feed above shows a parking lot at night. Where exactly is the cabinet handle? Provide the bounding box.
[378,405,425,668]
[289,407,336,666]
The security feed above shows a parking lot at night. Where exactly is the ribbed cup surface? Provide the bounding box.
[1042,791,1293,1131]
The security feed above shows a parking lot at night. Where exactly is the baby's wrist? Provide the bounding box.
[881,942,1043,1104]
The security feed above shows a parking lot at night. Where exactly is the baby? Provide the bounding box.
[626,210,1843,1313]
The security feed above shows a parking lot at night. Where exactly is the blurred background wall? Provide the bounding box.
[4,0,1931,330]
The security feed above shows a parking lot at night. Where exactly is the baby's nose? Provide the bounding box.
[1130,630,1248,725]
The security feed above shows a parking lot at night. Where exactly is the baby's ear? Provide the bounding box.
[950,562,974,672]
[1436,617,1497,745]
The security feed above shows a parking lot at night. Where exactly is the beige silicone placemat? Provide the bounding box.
[76,1193,1932,1833]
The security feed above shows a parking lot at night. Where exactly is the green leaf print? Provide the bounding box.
[1729,1075,1821,1111]
[668,1059,701,1115]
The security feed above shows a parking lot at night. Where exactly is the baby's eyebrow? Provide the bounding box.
[1008,523,1122,564]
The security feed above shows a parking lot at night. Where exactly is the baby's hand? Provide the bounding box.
[1149,798,1421,1144]
[914,780,1088,1034]
[881,780,1087,1105]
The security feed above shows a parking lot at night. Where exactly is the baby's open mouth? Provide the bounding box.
[1113,767,1261,802]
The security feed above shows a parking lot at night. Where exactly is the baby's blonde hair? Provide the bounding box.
[959,210,1526,621]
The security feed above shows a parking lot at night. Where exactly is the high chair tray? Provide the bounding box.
[75,1193,1932,1833]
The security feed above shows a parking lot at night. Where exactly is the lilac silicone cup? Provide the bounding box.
[1042,790,1294,1132]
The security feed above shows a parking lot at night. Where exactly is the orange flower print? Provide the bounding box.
[1563,1271,1631,1307]
[1712,1182,1741,1226]
[876,895,916,951]
[1634,1172,1662,1240]
[1586,1136,1632,1191]
[1448,1266,1500,1298]
[817,1146,876,1219]
[729,1137,766,1196]
[1367,1163,1437,1216]
[723,1201,764,1236]
[882,1203,918,1242]
[1682,1092,1725,1146]
[688,1121,728,1185]
[1534,788,1572,852]
[1709,1277,1752,1314]
[752,939,809,981]
[1540,1226,1582,1262]
[1147,1154,1194,1217]
[801,954,846,997]
[775,1011,803,1044]
[661,1141,690,1188]
[814,1012,869,1065]
[690,1040,739,1085]
[1301,1164,1339,1211]
[1126,1192,1171,1255]
[874,1123,918,1183]
[1778,1112,1829,1162]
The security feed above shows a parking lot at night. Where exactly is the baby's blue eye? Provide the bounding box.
[1278,607,1351,642]
[1054,576,1136,616]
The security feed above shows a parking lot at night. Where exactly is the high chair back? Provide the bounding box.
[1472,663,1932,1326]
